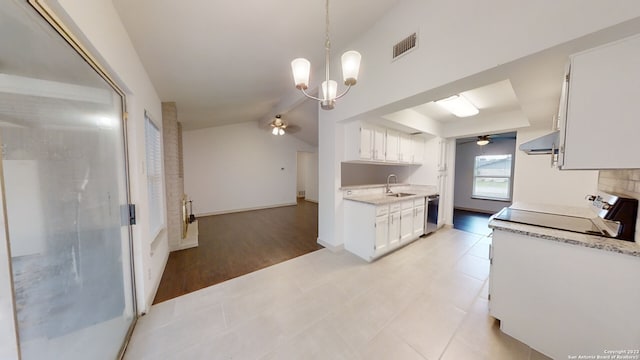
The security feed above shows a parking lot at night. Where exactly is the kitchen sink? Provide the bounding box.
[386,192,415,198]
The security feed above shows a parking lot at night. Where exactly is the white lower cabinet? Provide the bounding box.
[389,207,401,248]
[413,203,425,238]
[489,230,640,359]
[400,200,413,243]
[344,197,427,262]
[374,214,389,255]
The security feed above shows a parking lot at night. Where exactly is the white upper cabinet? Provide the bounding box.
[344,121,423,165]
[386,130,400,163]
[359,123,374,160]
[558,34,640,169]
[399,133,413,163]
[373,127,386,161]
[412,135,425,165]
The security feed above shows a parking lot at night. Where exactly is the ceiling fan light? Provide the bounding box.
[278,128,285,136]
[272,127,279,135]
[435,94,479,117]
[477,135,490,146]
[291,58,311,90]
[341,50,361,86]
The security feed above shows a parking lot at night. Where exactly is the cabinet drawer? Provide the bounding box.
[390,203,402,213]
[414,197,426,207]
[401,200,413,210]
[376,205,389,217]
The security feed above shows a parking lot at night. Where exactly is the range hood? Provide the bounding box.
[518,131,559,154]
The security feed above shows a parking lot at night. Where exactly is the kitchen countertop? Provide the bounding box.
[343,184,438,205]
[489,202,640,258]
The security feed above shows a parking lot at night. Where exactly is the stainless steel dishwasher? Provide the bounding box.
[424,194,439,235]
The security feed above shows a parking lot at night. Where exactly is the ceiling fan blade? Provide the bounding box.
[285,125,301,134]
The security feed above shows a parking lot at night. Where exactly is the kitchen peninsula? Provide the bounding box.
[488,202,640,359]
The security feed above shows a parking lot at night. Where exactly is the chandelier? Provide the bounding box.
[290,0,361,110]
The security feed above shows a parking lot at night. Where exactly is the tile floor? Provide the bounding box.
[124,228,551,360]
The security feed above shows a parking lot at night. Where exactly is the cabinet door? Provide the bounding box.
[386,130,399,162]
[399,134,413,163]
[413,205,425,237]
[400,208,413,243]
[412,136,424,164]
[373,127,386,161]
[359,124,374,160]
[389,211,401,248]
[561,34,640,169]
[375,215,389,254]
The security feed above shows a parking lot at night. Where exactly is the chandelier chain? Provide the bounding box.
[324,0,331,89]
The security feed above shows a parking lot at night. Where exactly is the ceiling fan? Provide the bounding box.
[456,132,517,145]
[269,115,300,136]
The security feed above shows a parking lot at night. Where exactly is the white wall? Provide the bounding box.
[297,152,319,202]
[296,153,306,196]
[183,121,317,215]
[454,139,516,214]
[512,127,598,207]
[311,0,640,248]
[306,152,319,202]
[51,0,167,313]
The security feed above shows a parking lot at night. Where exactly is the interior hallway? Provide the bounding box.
[153,200,321,304]
[127,228,551,360]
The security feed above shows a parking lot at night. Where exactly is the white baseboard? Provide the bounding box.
[317,237,344,252]
[144,248,169,315]
[196,202,297,217]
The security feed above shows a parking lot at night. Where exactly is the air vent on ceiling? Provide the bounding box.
[393,32,417,60]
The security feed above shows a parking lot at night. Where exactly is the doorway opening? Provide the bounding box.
[296,151,319,203]
[452,132,517,235]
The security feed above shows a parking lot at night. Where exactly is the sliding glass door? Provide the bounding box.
[0,0,136,358]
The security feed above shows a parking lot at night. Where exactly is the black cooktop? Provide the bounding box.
[493,208,605,236]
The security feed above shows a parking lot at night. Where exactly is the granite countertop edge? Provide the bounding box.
[343,190,438,205]
[489,219,640,258]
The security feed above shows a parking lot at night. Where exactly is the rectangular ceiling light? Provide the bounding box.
[435,94,479,117]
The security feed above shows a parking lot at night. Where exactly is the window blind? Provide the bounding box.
[145,112,165,237]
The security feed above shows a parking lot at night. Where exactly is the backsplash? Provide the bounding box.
[341,163,415,187]
[598,169,640,242]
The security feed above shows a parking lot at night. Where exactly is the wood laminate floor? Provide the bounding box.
[453,209,492,236]
[153,200,321,304]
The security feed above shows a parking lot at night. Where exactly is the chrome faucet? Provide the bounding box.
[386,174,397,193]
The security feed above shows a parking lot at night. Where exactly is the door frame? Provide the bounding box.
[0,1,139,358]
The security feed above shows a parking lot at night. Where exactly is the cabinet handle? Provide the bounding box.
[551,142,557,168]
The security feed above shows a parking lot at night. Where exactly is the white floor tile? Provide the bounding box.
[359,328,427,360]
[389,294,468,360]
[124,228,541,359]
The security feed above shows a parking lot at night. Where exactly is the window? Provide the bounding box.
[145,112,165,237]
[472,154,513,201]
